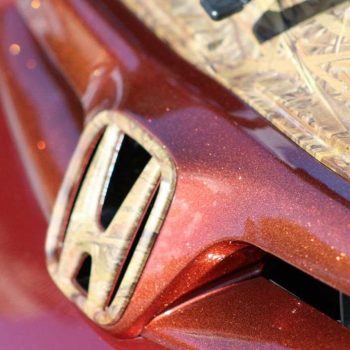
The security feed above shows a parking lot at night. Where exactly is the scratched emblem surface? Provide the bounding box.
[46,111,176,326]
[121,0,350,181]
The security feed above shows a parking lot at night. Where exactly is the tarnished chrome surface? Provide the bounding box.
[121,0,350,181]
[46,111,176,326]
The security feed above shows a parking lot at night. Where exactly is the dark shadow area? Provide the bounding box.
[263,255,342,322]
[75,254,92,293]
[340,292,350,327]
[200,0,250,20]
[100,134,151,229]
[254,0,346,42]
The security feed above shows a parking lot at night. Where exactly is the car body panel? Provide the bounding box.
[0,0,350,348]
[145,278,350,349]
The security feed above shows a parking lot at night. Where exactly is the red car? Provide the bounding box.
[1,0,350,348]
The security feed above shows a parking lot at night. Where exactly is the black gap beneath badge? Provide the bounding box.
[76,254,92,293]
[263,256,342,323]
[100,134,151,229]
[340,293,350,328]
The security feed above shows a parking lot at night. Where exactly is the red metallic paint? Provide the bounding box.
[0,2,83,216]
[0,0,349,348]
[0,138,164,346]
[145,278,350,349]
[0,108,109,349]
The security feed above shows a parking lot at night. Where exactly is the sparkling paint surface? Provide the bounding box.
[0,0,350,348]
[0,3,83,216]
[145,278,350,349]
[0,107,110,349]
[0,109,166,346]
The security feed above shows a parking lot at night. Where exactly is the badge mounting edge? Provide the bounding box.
[46,110,176,326]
